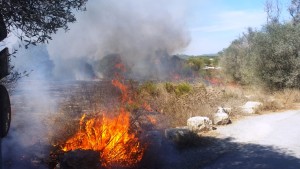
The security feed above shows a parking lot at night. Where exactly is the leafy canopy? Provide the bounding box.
[0,0,87,47]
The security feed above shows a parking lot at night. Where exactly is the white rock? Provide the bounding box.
[187,116,212,132]
[241,101,262,114]
[214,107,230,125]
[223,107,232,115]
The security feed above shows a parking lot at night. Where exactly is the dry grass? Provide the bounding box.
[47,80,300,142]
[239,86,300,113]
[137,82,247,127]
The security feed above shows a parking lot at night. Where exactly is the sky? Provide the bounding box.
[184,0,291,55]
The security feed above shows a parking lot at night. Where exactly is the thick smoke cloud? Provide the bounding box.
[47,0,190,80]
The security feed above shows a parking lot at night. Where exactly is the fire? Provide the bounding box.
[112,79,133,104]
[62,109,143,167]
[60,62,154,168]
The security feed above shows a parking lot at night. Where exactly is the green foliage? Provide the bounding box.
[187,56,219,71]
[175,83,192,96]
[165,82,175,93]
[139,81,159,96]
[1,0,87,46]
[165,82,192,96]
[220,15,300,90]
[253,23,300,89]
[187,57,205,71]
[219,28,257,85]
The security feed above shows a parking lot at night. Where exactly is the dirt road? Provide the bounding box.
[203,110,300,169]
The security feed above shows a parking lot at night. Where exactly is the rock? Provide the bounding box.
[241,101,262,114]
[187,116,212,132]
[223,107,232,115]
[213,107,230,125]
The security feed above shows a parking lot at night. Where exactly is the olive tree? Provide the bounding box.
[0,0,87,46]
[253,23,300,89]
[220,0,300,90]
[0,0,88,85]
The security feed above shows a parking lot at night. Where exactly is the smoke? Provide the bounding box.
[1,1,190,168]
[47,0,190,80]
[1,45,55,169]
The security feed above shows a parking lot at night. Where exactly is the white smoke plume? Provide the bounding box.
[47,0,190,80]
[1,1,190,168]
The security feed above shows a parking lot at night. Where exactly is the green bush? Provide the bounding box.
[139,81,159,96]
[175,83,192,96]
[165,82,192,96]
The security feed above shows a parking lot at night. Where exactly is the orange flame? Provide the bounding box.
[112,79,133,104]
[61,62,148,167]
[62,110,143,167]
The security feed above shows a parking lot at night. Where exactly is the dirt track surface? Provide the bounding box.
[202,110,300,169]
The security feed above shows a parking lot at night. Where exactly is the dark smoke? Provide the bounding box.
[47,0,190,80]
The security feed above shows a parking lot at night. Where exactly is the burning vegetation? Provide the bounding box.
[61,110,144,168]
[51,64,154,168]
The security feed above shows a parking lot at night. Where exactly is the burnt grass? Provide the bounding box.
[3,133,299,169]
[2,134,300,169]
[137,135,300,169]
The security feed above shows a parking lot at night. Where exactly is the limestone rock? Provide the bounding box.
[213,107,230,125]
[187,116,212,132]
[241,101,262,114]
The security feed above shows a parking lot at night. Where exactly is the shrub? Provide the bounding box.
[139,81,159,96]
[165,82,175,93]
[164,82,192,96]
[174,83,192,96]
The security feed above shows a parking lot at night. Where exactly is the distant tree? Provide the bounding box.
[0,0,87,47]
[187,57,205,72]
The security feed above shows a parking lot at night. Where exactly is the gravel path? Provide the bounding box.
[202,110,300,169]
[217,110,300,158]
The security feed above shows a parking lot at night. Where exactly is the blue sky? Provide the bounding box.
[184,0,291,55]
